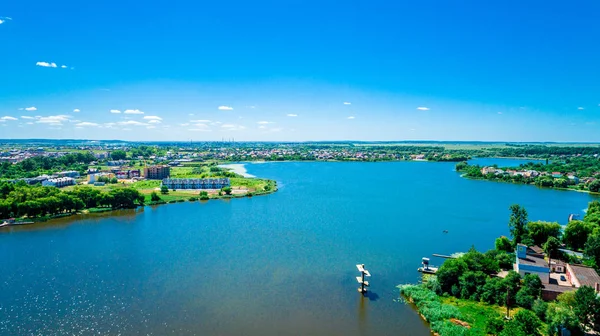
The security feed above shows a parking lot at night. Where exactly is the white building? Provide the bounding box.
[42,177,76,188]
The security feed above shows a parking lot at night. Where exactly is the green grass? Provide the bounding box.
[440,296,507,335]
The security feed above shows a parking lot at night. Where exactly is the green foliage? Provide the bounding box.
[590,180,600,193]
[532,299,548,321]
[584,233,600,267]
[574,285,600,332]
[222,186,232,195]
[527,221,561,246]
[507,309,542,336]
[199,191,209,200]
[150,192,161,202]
[189,197,197,201]
[516,274,542,309]
[545,302,583,336]
[563,220,594,250]
[110,150,127,160]
[485,316,505,335]
[509,204,528,245]
[160,185,169,194]
[437,258,468,294]
[0,152,95,178]
[495,236,513,253]
[544,236,561,260]
[0,182,144,219]
[399,285,467,335]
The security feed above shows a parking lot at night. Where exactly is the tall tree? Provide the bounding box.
[544,236,561,266]
[584,233,600,268]
[509,204,529,245]
[563,220,593,251]
[574,286,600,332]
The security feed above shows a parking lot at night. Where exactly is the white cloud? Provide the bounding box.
[21,116,34,119]
[578,107,585,110]
[347,116,355,119]
[180,123,190,126]
[218,106,234,111]
[190,119,210,123]
[148,120,161,124]
[221,124,245,131]
[36,115,70,124]
[121,128,132,131]
[410,128,416,131]
[146,126,156,129]
[143,116,162,121]
[1,116,17,121]
[21,106,37,111]
[188,126,212,132]
[287,114,298,117]
[118,120,147,126]
[257,121,274,125]
[75,122,99,127]
[417,107,430,111]
[110,109,121,114]
[247,106,256,109]
[73,108,80,113]
[26,122,34,125]
[124,109,144,114]
[258,125,266,129]
[343,102,351,105]
[498,112,503,115]
[188,113,195,116]
[0,20,4,25]
[61,65,67,69]
[36,62,58,68]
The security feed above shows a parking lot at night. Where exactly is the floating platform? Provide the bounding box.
[418,266,438,274]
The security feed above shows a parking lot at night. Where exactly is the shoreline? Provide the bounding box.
[458,174,600,196]
[1,186,279,229]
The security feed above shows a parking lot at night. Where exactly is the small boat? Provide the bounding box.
[443,230,448,233]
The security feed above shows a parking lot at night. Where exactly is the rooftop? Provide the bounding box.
[570,264,600,288]
[517,254,548,268]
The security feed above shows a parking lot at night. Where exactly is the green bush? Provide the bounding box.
[189,197,197,201]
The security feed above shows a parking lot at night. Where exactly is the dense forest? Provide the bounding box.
[0,152,96,179]
[0,182,145,219]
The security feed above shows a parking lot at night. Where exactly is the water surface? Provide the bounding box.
[1,161,596,335]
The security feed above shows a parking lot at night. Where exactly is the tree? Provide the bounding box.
[574,285,600,332]
[563,220,594,250]
[150,192,161,202]
[546,302,582,336]
[222,186,232,195]
[585,233,600,268]
[517,274,543,309]
[588,180,600,193]
[199,191,209,200]
[458,270,487,300]
[527,221,561,246]
[510,309,542,336]
[509,204,528,244]
[437,258,468,294]
[532,299,548,321]
[495,236,513,252]
[111,150,127,160]
[160,185,169,195]
[544,236,561,265]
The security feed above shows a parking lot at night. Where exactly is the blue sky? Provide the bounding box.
[1,0,600,141]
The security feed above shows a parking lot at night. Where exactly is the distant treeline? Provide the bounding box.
[0,152,96,179]
[0,182,145,219]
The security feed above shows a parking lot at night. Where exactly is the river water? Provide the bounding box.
[0,161,596,335]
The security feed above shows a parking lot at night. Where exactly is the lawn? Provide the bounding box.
[439,296,509,335]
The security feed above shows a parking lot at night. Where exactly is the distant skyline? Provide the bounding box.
[1,1,600,142]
